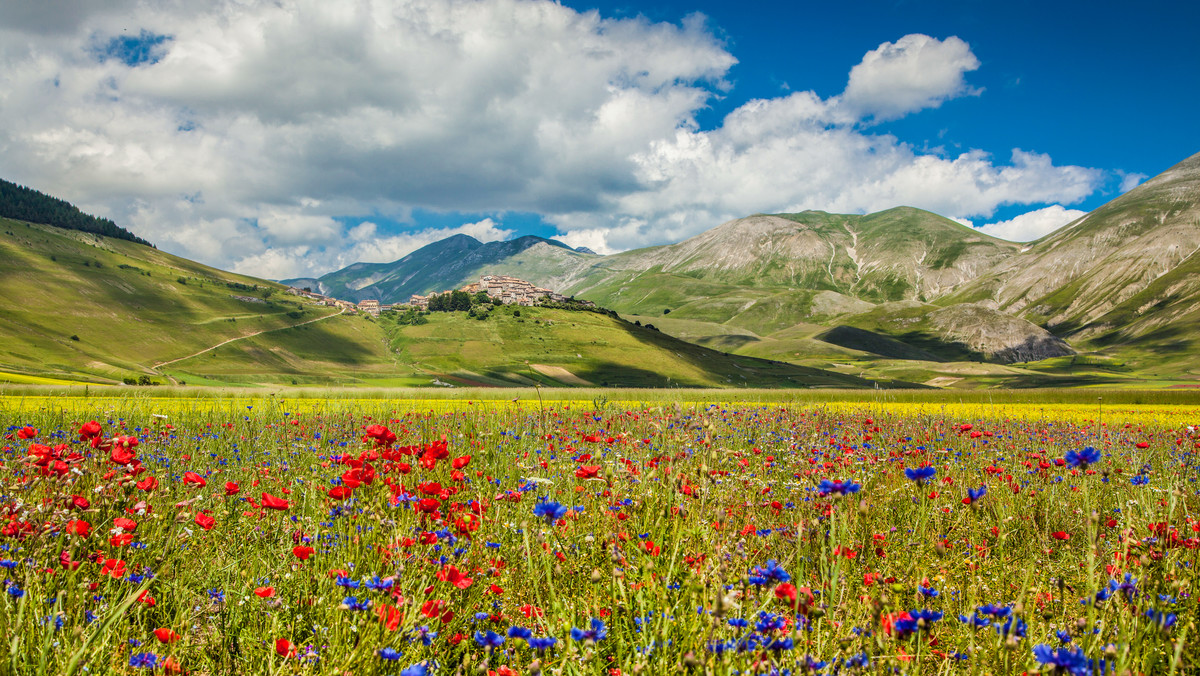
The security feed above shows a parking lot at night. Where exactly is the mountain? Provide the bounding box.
[0,215,875,388]
[949,151,1200,333]
[281,234,594,303]
[295,151,1200,387]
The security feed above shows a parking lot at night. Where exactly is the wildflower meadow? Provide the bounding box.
[0,394,1197,675]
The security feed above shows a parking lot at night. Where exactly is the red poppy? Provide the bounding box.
[64,519,91,537]
[255,586,275,598]
[261,493,289,510]
[1052,531,1070,541]
[575,465,601,479]
[100,558,126,577]
[224,481,240,496]
[154,628,182,643]
[194,513,216,530]
[78,421,102,440]
[183,471,207,487]
[327,486,353,500]
[17,426,37,439]
[436,564,473,589]
[292,545,314,560]
[275,638,294,657]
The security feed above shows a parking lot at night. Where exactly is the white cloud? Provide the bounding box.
[0,3,1104,275]
[1118,171,1148,193]
[841,34,981,121]
[977,205,1087,242]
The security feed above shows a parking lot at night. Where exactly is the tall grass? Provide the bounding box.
[0,396,1195,674]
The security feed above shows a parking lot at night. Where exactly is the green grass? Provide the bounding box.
[0,394,1198,674]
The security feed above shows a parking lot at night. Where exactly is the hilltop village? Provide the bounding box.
[287,274,593,315]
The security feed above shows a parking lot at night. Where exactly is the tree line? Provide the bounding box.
[0,178,154,247]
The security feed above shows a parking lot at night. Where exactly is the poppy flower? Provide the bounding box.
[575,465,601,479]
[327,486,353,500]
[275,638,295,657]
[293,545,314,560]
[64,519,91,537]
[153,628,182,643]
[16,426,37,439]
[224,481,240,496]
[183,471,207,487]
[194,513,216,530]
[78,421,102,440]
[261,493,289,510]
[255,586,275,598]
[1052,531,1070,541]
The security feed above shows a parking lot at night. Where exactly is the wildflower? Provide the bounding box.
[571,618,608,642]
[1145,608,1178,629]
[1032,644,1092,675]
[153,628,182,643]
[400,663,430,676]
[342,596,371,611]
[475,630,505,649]
[963,484,988,505]
[262,493,290,510]
[377,647,403,660]
[507,626,533,640]
[748,559,790,585]
[905,466,937,484]
[1064,447,1101,469]
[533,498,568,523]
[129,652,159,669]
[817,479,861,496]
[527,636,557,652]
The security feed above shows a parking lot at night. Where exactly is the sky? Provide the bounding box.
[0,0,1196,280]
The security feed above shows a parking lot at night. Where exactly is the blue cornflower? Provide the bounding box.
[1032,644,1092,675]
[400,664,429,676]
[0,560,16,569]
[335,576,361,589]
[342,596,371,611]
[527,636,557,652]
[378,647,403,660]
[1056,630,1073,644]
[1145,608,1178,629]
[996,616,1027,639]
[7,586,24,599]
[817,479,861,496]
[129,652,159,669]
[764,636,794,652]
[976,603,1011,618]
[966,484,988,504]
[958,613,991,627]
[755,611,787,634]
[918,584,939,598]
[474,630,505,649]
[570,618,607,642]
[1064,447,1101,469]
[365,576,394,592]
[507,626,533,640]
[533,498,568,523]
[905,466,937,484]
[748,559,790,586]
[207,588,225,603]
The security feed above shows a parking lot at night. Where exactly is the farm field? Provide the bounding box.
[1,392,1197,675]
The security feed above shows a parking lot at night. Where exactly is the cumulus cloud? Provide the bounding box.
[976,205,1087,242]
[0,2,1104,274]
[841,34,981,121]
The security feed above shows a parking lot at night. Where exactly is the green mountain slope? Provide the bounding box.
[0,178,154,247]
[0,216,878,389]
[0,218,341,383]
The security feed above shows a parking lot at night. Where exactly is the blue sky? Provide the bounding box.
[0,0,1196,278]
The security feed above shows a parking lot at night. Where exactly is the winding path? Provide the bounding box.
[152,307,346,370]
